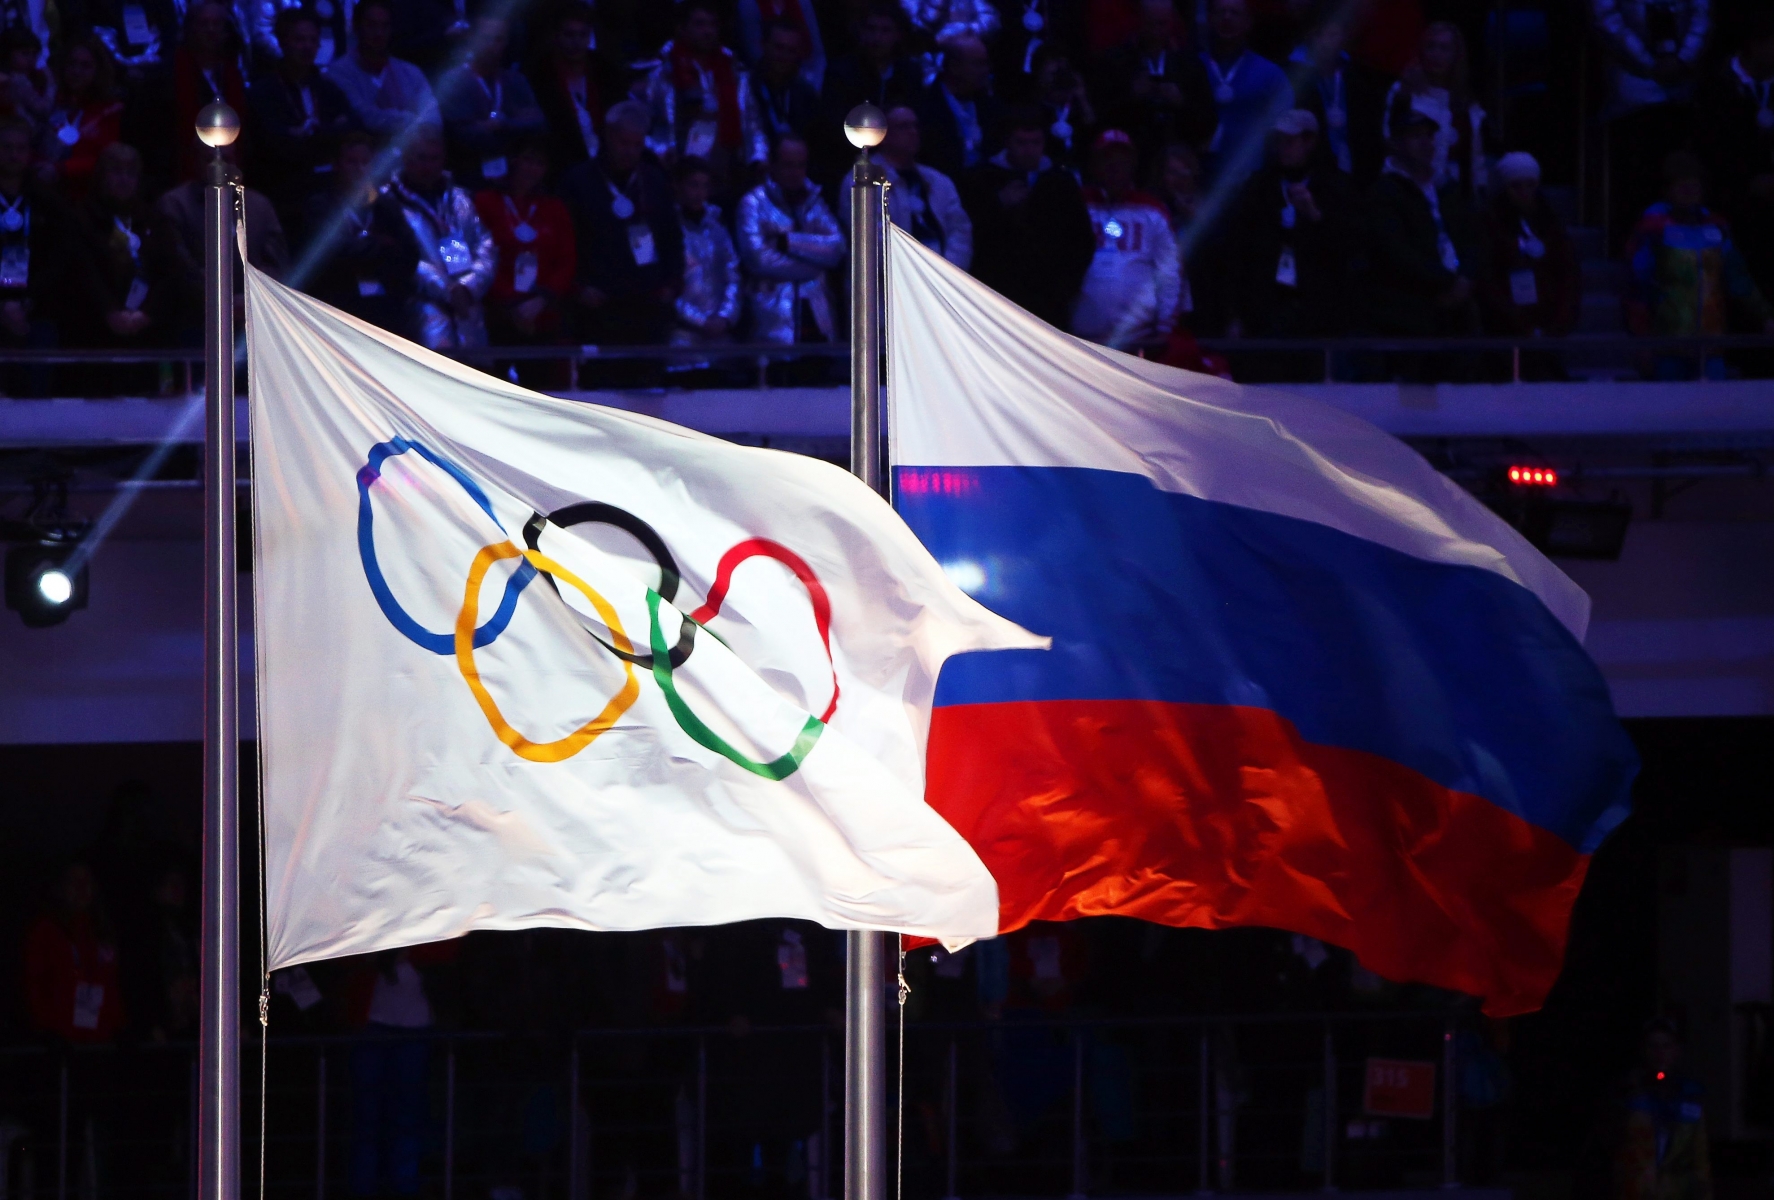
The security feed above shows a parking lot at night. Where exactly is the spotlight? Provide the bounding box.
[37,568,72,604]
[6,544,89,627]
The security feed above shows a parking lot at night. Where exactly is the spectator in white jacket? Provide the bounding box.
[326,0,438,137]
[841,104,971,269]
[1071,128,1180,350]
[736,132,845,343]
[385,124,496,350]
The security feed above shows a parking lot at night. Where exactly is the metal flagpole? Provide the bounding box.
[195,99,242,1200]
[842,102,890,1200]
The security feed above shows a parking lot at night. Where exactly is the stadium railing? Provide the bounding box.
[0,1009,1477,1200]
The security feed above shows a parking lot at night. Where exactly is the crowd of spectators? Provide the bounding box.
[0,0,1763,388]
[4,782,1448,1200]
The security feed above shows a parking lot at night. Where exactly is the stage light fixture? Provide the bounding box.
[5,543,89,627]
[1489,497,1632,561]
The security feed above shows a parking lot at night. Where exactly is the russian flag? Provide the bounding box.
[886,228,1637,1015]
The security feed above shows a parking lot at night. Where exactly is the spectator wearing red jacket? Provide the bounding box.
[474,136,576,373]
[38,36,124,203]
[24,862,126,1044]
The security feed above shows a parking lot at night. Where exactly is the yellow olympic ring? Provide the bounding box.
[455,542,640,763]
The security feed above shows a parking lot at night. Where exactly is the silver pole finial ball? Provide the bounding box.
[844,103,888,149]
[194,101,241,148]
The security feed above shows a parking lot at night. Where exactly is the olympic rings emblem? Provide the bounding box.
[355,438,838,776]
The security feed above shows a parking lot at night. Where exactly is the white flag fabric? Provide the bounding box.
[245,265,1040,971]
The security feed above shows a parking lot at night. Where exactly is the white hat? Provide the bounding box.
[1273,109,1320,137]
[1496,151,1541,184]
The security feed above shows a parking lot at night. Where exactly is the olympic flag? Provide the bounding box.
[244,265,1042,971]
[887,227,1638,1015]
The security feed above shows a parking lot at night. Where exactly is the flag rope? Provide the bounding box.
[242,178,272,1200]
[896,937,908,1200]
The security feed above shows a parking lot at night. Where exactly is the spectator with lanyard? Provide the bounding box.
[1380,22,1487,201]
[1092,0,1216,160]
[961,103,1092,328]
[525,1,618,170]
[1366,104,1484,376]
[24,861,126,1042]
[1198,0,1291,188]
[473,136,576,371]
[170,1,247,182]
[1028,42,1091,170]
[438,15,544,192]
[1290,14,1387,181]
[66,142,168,391]
[246,6,360,224]
[1225,109,1357,379]
[644,0,767,195]
[296,130,417,334]
[325,0,438,138]
[39,36,123,203]
[21,864,129,1200]
[386,123,496,350]
[557,99,684,352]
[841,104,971,268]
[1478,151,1579,371]
[736,131,844,346]
[749,20,819,148]
[1072,128,1180,352]
[912,33,998,179]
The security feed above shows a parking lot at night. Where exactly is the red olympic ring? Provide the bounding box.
[688,538,839,724]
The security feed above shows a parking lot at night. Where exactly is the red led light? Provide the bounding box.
[1507,466,1558,487]
[1656,1071,1666,1081]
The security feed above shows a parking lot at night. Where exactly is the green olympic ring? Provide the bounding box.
[647,589,824,781]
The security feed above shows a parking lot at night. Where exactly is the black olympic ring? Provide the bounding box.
[523,502,697,670]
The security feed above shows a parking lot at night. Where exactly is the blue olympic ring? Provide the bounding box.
[356,436,537,655]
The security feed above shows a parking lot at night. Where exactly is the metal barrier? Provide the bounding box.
[0,1011,1477,1200]
[0,335,1770,396]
